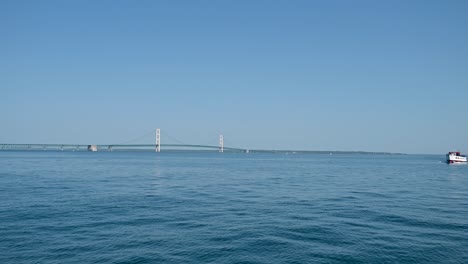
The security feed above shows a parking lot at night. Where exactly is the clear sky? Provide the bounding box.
[2,0,467,154]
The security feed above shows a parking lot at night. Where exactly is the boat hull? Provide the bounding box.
[447,160,468,164]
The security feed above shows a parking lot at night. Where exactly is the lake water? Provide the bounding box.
[1,151,467,263]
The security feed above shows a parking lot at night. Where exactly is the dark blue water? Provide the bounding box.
[1,151,467,263]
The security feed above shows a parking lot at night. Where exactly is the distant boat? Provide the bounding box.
[446,151,467,164]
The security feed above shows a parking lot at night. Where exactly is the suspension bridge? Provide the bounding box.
[0,129,249,153]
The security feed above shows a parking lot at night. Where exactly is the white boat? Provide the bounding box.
[446,151,467,164]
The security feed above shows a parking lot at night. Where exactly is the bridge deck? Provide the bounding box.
[0,143,245,152]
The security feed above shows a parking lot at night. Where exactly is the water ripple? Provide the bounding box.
[1,152,468,263]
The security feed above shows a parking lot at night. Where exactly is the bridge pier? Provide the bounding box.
[88,145,98,152]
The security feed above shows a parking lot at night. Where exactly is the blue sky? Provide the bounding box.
[1,0,467,154]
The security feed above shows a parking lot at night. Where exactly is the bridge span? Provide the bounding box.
[0,129,247,152]
[0,143,246,152]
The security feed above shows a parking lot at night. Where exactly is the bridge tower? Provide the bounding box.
[219,134,224,153]
[156,128,161,152]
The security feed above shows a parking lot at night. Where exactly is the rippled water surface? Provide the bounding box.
[1,151,467,263]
